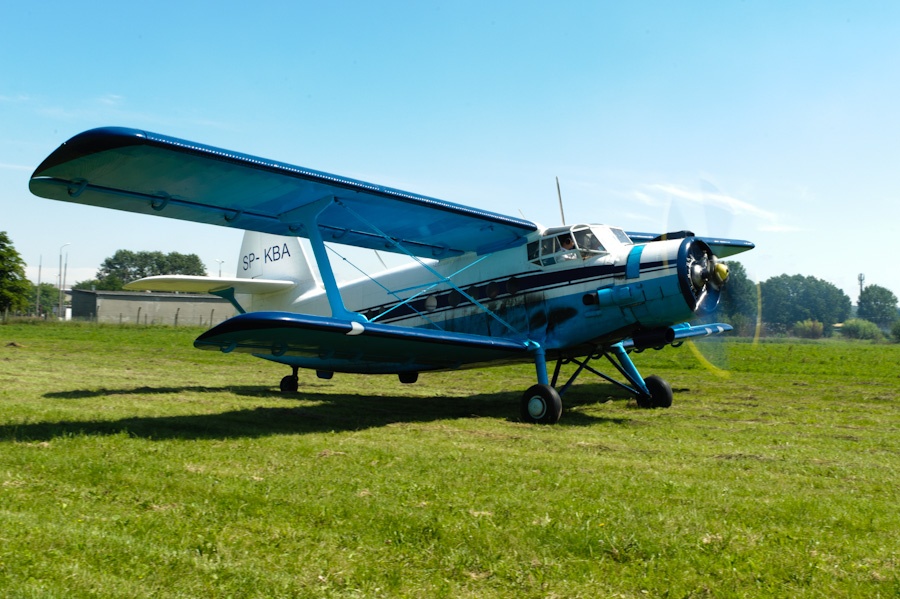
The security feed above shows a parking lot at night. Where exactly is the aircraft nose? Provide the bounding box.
[681,239,728,314]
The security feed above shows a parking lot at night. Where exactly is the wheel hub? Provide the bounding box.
[527,396,547,419]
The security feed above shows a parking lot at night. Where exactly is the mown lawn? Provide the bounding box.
[1,322,897,598]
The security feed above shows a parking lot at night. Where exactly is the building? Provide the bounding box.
[71,289,236,327]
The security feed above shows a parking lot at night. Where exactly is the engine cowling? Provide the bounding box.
[593,237,730,333]
[677,238,729,315]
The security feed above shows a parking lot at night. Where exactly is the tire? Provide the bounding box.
[636,392,654,409]
[280,375,299,394]
[520,384,563,424]
[643,375,673,409]
[399,371,419,384]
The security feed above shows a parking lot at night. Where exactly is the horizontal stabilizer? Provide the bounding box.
[124,275,295,295]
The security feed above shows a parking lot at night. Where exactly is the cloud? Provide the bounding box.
[97,94,125,107]
[0,162,31,172]
[647,183,777,221]
[630,190,667,208]
[759,223,803,233]
[621,210,657,221]
[631,182,801,234]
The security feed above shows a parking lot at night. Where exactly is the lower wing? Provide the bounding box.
[625,231,754,258]
[195,312,531,374]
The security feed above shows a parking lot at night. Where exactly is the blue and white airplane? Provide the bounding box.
[30,127,753,423]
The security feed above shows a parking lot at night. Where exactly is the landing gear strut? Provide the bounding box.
[521,341,673,424]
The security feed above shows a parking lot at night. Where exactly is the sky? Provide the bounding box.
[3,1,899,302]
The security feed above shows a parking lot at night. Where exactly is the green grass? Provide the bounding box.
[1,322,898,598]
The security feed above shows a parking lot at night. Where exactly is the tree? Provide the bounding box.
[857,284,898,329]
[31,282,58,316]
[760,274,851,335]
[714,261,759,335]
[841,318,883,341]
[75,250,207,290]
[0,231,31,313]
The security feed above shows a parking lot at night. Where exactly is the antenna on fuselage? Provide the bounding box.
[556,176,566,225]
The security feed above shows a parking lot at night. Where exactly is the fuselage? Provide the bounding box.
[237,224,703,357]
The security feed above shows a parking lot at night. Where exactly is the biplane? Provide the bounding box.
[30,127,753,423]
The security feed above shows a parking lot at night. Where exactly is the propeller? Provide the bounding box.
[686,241,730,312]
[658,180,761,373]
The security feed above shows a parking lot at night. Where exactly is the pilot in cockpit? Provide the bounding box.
[558,234,578,260]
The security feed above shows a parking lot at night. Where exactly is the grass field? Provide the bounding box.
[1,321,897,598]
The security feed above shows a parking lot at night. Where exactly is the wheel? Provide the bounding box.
[279,374,299,394]
[398,371,419,384]
[642,375,673,409]
[636,392,654,409]
[520,384,563,424]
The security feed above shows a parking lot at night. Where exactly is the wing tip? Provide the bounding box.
[31,126,148,177]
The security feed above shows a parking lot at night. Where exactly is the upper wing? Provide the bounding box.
[195,311,531,374]
[30,127,537,259]
[626,231,754,258]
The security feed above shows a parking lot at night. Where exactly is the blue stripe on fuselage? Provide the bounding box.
[626,245,644,279]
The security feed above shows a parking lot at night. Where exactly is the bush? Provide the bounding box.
[792,319,824,339]
[841,318,883,341]
[892,320,900,343]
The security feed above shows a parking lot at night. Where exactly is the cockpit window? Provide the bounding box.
[528,226,607,266]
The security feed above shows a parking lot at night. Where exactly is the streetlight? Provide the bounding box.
[58,243,70,320]
[214,259,225,278]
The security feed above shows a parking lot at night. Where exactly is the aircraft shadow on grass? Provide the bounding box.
[1,384,642,442]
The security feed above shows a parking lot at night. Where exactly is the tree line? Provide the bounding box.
[2,231,899,339]
[710,261,900,340]
[0,232,206,317]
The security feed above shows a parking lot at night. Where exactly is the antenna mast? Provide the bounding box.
[556,177,566,225]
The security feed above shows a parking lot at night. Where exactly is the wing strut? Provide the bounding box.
[279,196,366,323]
[333,198,522,336]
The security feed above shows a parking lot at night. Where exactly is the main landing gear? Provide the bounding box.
[280,366,300,394]
[520,342,674,424]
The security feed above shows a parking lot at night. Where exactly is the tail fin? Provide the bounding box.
[238,231,321,296]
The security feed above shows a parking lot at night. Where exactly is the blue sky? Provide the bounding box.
[3,1,899,302]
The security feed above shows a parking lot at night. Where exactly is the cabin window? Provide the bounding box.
[529,226,607,266]
[506,276,520,295]
[610,228,633,245]
[448,290,463,307]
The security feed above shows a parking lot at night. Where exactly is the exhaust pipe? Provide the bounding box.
[629,327,676,350]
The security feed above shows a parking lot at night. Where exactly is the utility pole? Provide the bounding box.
[858,273,865,299]
[58,243,70,320]
[35,255,42,317]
